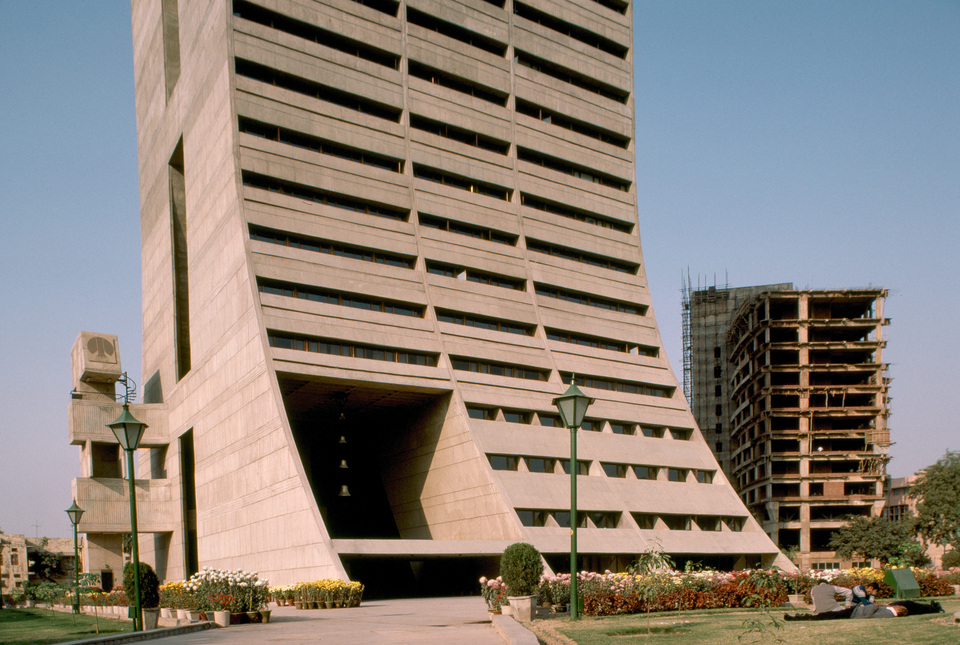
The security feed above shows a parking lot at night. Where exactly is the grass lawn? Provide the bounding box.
[0,608,131,645]
[529,597,960,645]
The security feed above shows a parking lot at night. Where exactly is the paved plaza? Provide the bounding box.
[142,597,509,645]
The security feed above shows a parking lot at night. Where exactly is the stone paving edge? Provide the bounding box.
[59,621,216,645]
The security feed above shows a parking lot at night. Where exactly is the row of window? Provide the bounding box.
[258,280,424,318]
[466,406,691,438]
[258,278,654,353]
[437,309,533,336]
[233,0,400,69]
[518,148,631,192]
[347,0,626,19]
[239,0,630,107]
[526,238,637,274]
[407,7,507,56]
[450,357,548,381]
[409,114,510,155]
[235,58,402,122]
[516,51,630,104]
[489,453,714,484]
[515,510,746,532]
[534,284,646,316]
[633,514,745,532]
[545,328,657,357]
[563,372,674,398]
[513,2,628,58]
[408,60,509,106]
[249,226,415,269]
[267,328,659,389]
[419,213,517,246]
[517,509,619,528]
[521,193,633,233]
[242,171,408,220]
[239,117,403,173]
[248,224,648,319]
[515,99,630,149]
[268,332,437,366]
[413,164,512,201]
[491,454,588,474]
[426,261,525,290]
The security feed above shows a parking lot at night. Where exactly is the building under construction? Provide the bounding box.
[684,284,891,568]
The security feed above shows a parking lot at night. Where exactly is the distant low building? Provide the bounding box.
[884,475,945,568]
[0,534,30,600]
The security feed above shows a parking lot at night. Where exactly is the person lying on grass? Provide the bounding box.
[785,582,944,621]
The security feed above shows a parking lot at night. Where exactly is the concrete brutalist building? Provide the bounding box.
[68,0,789,593]
[685,285,890,569]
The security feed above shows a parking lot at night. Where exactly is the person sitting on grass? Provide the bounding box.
[784,582,855,621]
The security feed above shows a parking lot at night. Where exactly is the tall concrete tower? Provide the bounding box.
[70,0,788,594]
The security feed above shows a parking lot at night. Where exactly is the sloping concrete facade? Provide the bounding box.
[71,0,788,591]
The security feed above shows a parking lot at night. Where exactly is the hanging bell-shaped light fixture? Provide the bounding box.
[339,459,349,469]
[339,435,348,444]
[338,485,351,497]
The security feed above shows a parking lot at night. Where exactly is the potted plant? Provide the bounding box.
[124,562,161,630]
[499,542,544,622]
[207,593,234,627]
[347,581,364,607]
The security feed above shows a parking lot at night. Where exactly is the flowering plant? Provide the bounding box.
[185,568,270,612]
[207,593,235,611]
[479,576,508,610]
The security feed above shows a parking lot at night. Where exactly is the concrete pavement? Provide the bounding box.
[130,597,517,645]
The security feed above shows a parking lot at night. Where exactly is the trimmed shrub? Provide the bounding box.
[941,550,960,569]
[499,542,544,597]
[123,562,160,609]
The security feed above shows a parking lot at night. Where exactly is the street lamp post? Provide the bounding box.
[65,501,85,614]
[552,378,594,621]
[108,403,147,632]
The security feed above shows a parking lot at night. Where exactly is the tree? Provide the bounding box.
[828,515,921,564]
[911,450,960,552]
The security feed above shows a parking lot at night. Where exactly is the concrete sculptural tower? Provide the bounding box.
[71,0,789,592]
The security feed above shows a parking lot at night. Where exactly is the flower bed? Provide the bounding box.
[291,579,364,608]
[480,566,960,617]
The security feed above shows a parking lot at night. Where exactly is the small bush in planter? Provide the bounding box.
[123,562,161,609]
[499,542,544,597]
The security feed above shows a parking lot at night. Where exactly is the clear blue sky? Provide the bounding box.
[1,1,957,538]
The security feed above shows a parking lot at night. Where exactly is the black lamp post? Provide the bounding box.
[65,500,84,614]
[108,403,147,632]
[552,378,594,621]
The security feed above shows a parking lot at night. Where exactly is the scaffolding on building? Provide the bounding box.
[681,270,693,403]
